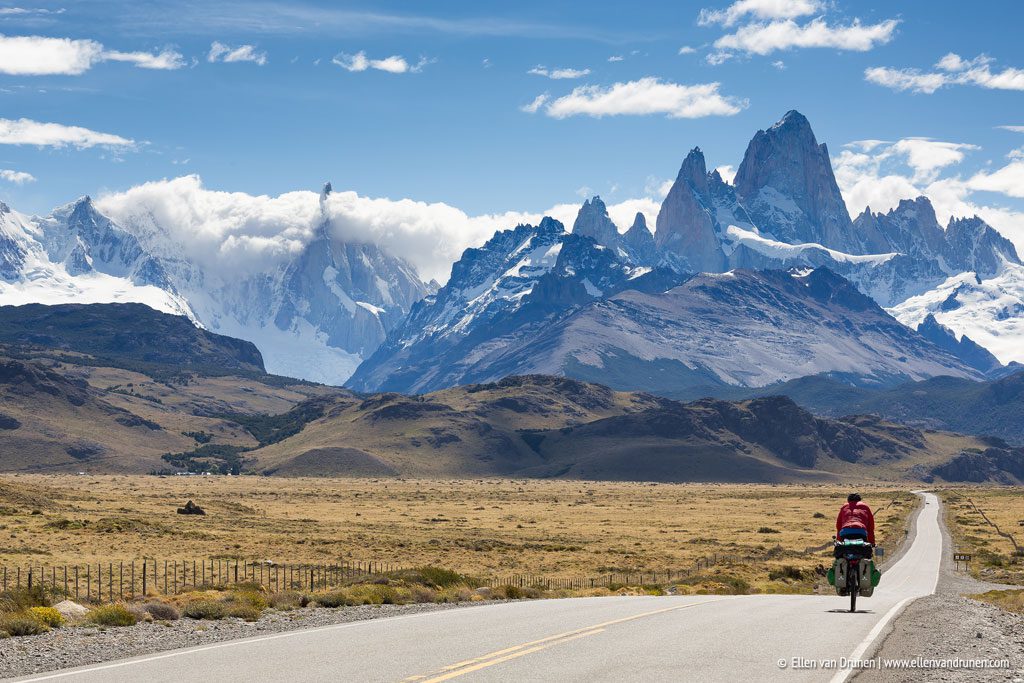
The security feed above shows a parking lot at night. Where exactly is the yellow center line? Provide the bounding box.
[401,597,731,683]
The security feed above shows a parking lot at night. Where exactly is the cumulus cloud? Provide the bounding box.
[525,78,747,119]
[207,41,267,65]
[332,50,429,74]
[699,0,821,27]
[0,169,35,184]
[0,117,134,148]
[968,162,1024,199]
[997,125,1024,133]
[0,34,184,75]
[677,46,697,55]
[714,17,898,55]
[607,55,624,62]
[527,65,591,79]
[866,53,1024,94]
[95,175,540,283]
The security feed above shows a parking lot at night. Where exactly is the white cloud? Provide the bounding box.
[771,59,786,69]
[715,164,736,183]
[678,46,697,55]
[208,42,267,65]
[94,175,559,284]
[332,50,429,74]
[528,78,747,119]
[0,117,134,149]
[714,17,898,55]
[519,93,549,114]
[528,65,591,79]
[0,169,35,184]
[968,162,1024,199]
[890,138,979,183]
[0,7,65,16]
[102,49,186,70]
[997,125,1024,133]
[0,34,184,75]
[699,0,821,27]
[705,51,734,66]
[866,53,1024,94]
[607,55,624,62]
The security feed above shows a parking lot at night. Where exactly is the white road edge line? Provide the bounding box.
[827,491,940,683]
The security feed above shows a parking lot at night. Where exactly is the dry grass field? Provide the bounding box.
[0,475,916,593]
[940,488,1024,585]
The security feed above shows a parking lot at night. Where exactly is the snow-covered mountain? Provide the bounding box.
[351,110,1023,393]
[349,263,980,394]
[0,185,432,384]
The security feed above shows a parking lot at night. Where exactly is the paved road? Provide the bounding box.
[13,492,942,683]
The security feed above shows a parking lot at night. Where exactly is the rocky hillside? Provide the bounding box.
[249,375,1015,483]
[0,303,265,375]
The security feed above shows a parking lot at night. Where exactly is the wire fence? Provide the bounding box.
[0,544,842,604]
[0,559,402,603]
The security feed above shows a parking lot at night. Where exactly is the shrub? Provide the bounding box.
[28,606,64,628]
[416,566,475,588]
[812,512,827,519]
[496,585,523,600]
[268,591,303,610]
[183,600,226,620]
[768,566,805,581]
[226,589,267,611]
[88,605,137,627]
[410,586,438,603]
[0,630,9,639]
[225,603,261,621]
[0,585,49,613]
[0,612,49,636]
[312,591,350,608]
[758,527,781,534]
[141,602,180,621]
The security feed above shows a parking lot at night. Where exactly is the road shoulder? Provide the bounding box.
[855,495,1024,682]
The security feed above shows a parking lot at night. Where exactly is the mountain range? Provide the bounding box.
[1,110,1022,394]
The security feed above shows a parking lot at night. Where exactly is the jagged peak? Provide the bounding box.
[771,109,811,131]
[321,181,333,197]
[676,146,709,194]
[537,216,565,234]
[628,212,647,232]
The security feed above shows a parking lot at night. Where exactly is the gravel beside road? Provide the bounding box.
[0,602,472,680]
[856,499,1024,683]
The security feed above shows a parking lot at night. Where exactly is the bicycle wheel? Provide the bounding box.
[848,563,859,612]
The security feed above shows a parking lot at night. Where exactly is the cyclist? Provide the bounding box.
[835,492,875,546]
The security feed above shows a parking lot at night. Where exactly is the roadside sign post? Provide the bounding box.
[953,552,971,570]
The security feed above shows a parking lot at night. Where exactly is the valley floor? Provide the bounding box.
[0,476,917,591]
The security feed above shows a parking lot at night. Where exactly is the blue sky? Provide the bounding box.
[2,0,1024,273]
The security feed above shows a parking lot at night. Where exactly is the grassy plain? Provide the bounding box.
[940,488,1024,585]
[0,475,916,593]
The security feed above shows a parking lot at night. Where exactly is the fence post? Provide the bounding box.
[119,562,123,601]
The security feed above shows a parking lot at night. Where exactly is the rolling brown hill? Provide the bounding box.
[248,376,1022,484]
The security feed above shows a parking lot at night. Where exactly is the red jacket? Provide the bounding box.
[836,501,875,544]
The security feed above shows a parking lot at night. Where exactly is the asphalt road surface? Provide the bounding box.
[12,492,942,683]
